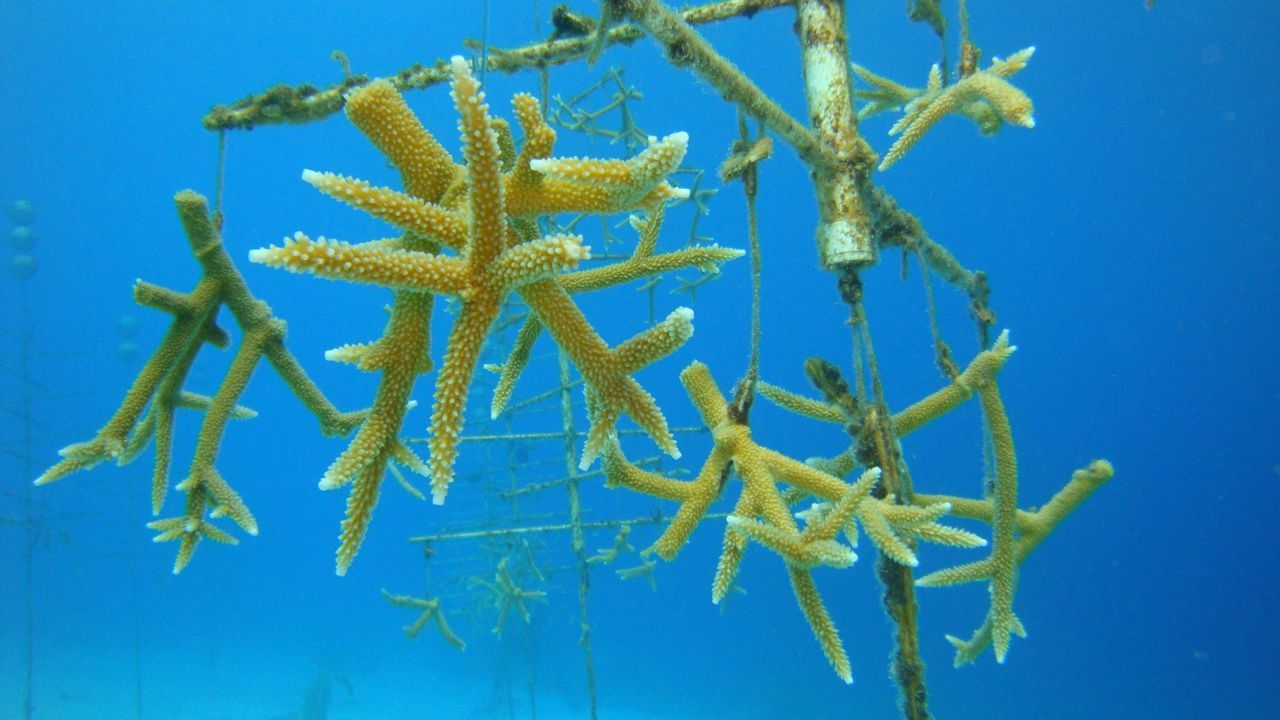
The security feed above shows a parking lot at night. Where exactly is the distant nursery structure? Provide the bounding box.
[36,2,1114,718]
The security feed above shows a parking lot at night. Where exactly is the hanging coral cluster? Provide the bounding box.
[249,58,746,572]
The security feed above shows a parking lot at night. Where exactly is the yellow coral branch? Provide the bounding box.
[877,48,1037,170]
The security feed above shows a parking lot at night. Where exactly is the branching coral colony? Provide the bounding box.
[39,1,1113,716]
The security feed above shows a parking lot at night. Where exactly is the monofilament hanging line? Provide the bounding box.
[212,129,227,231]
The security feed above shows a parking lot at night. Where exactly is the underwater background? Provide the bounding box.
[1,1,1277,719]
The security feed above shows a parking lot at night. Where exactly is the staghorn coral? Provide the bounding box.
[38,2,1116,714]
[37,191,363,573]
[468,556,549,638]
[486,204,743,419]
[604,360,982,683]
[381,589,467,649]
[915,459,1114,665]
[587,522,636,564]
[601,331,1104,681]
[752,331,1109,668]
[858,47,1038,170]
[249,57,738,572]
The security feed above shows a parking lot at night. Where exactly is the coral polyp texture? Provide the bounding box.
[249,56,737,573]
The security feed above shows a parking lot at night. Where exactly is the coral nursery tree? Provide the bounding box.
[38,2,1113,718]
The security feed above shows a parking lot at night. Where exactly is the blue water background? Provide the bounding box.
[2,1,1277,718]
